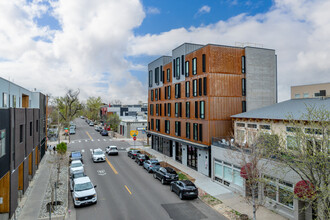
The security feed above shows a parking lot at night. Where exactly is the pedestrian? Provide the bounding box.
[53,145,56,154]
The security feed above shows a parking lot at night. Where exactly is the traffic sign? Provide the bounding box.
[130,130,138,137]
[133,136,137,141]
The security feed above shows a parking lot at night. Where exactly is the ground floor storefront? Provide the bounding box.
[149,132,210,177]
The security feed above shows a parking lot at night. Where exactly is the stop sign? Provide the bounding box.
[133,136,137,141]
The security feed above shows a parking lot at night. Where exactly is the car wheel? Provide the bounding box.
[179,192,183,200]
[153,173,157,179]
[161,178,165,185]
[170,185,173,192]
[148,168,151,173]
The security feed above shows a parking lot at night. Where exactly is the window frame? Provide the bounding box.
[192,58,197,75]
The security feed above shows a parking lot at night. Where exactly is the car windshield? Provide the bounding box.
[71,163,82,168]
[74,182,93,191]
[166,168,176,174]
[110,147,117,150]
[152,162,160,166]
[72,152,81,157]
[140,155,146,159]
[73,173,84,178]
[132,150,140,154]
[94,151,103,155]
[184,181,195,186]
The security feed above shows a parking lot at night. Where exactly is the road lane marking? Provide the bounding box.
[103,139,106,141]
[97,139,100,141]
[105,158,118,175]
[85,140,87,142]
[79,140,81,143]
[125,185,132,195]
[86,131,93,141]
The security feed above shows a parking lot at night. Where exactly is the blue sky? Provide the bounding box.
[1,0,329,103]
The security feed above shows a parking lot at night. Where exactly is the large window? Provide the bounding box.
[186,122,190,138]
[200,101,205,119]
[156,104,159,116]
[187,146,197,170]
[179,102,182,117]
[264,175,294,209]
[156,119,160,131]
[0,130,6,158]
[149,70,153,87]
[185,102,190,118]
[151,119,154,130]
[176,57,180,78]
[193,123,198,140]
[175,121,181,136]
[242,78,246,96]
[203,77,207,95]
[167,68,170,82]
[185,61,189,76]
[242,101,246,112]
[30,122,32,136]
[195,101,198,118]
[164,87,167,100]
[241,56,246,73]
[150,104,154,115]
[214,160,244,188]
[175,142,182,163]
[164,103,167,116]
[165,120,170,134]
[158,88,161,101]
[167,103,171,116]
[155,89,158,101]
[193,79,197,97]
[199,78,202,96]
[185,81,190,97]
[192,58,197,75]
[151,90,154,101]
[175,103,178,117]
[2,93,8,107]
[20,125,23,143]
[155,67,159,85]
[175,83,181,98]
[168,86,171,99]
[13,95,16,108]
[199,124,203,141]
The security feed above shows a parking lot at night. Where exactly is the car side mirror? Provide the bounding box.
[94,185,97,188]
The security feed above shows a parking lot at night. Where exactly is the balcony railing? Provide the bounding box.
[212,137,252,154]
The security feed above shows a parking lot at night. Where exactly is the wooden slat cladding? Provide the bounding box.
[209,73,243,97]
[209,97,242,120]
[209,120,233,139]
[0,172,10,212]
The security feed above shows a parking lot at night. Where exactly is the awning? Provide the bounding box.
[146,130,210,150]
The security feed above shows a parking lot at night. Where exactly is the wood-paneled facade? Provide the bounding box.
[147,43,277,177]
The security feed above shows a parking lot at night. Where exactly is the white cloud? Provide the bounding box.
[129,0,330,102]
[0,0,146,103]
[196,5,211,16]
[146,6,160,15]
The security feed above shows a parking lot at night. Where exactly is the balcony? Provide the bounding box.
[212,137,251,154]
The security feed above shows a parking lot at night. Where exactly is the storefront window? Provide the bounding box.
[187,145,197,170]
[214,160,244,188]
[233,170,243,187]
[175,142,182,163]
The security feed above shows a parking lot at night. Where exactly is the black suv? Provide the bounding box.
[135,154,150,165]
[153,167,179,184]
[127,150,141,159]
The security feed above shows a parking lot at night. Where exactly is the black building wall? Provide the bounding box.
[0,109,10,178]
[14,109,26,166]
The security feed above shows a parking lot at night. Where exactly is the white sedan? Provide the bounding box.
[91,149,106,162]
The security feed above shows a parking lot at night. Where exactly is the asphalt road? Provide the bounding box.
[67,118,227,220]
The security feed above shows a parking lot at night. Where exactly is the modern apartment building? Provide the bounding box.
[291,82,330,99]
[146,43,277,176]
[101,104,148,118]
[0,77,47,219]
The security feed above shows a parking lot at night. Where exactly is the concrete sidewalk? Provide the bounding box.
[17,153,54,220]
[127,139,287,220]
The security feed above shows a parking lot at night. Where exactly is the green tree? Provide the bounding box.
[56,89,82,127]
[263,105,330,220]
[106,114,121,132]
[56,142,67,155]
[86,96,103,121]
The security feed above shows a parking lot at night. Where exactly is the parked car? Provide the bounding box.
[100,130,108,136]
[95,126,102,132]
[135,154,150,165]
[153,167,179,184]
[70,171,86,190]
[170,180,198,200]
[105,146,118,155]
[91,148,105,162]
[127,150,141,159]
[70,160,84,175]
[70,127,76,134]
[71,176,97,207]
[143,159,160,173]
[70,151,83,163]
[89,122,94,126]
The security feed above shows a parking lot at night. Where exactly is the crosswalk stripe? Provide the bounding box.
[97,139,100,141]
[103,139,106,141]
[85,140,87,142]
[79,140,81,143]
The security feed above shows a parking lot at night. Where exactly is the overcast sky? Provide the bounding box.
[0,0,329,104]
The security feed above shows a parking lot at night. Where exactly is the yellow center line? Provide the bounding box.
[86,131,93,141]
[105,157,118,175]
[125,185,132,195]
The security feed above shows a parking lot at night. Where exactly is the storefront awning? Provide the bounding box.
[146,130,210,150]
